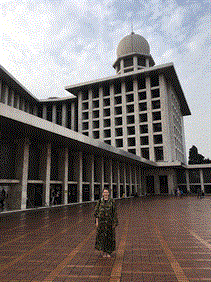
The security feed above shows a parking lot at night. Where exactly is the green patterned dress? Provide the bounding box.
[94,198,118,255]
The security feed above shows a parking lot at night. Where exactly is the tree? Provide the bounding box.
[188,145,211,164]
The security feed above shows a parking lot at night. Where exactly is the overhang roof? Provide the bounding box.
[65,63,191,116]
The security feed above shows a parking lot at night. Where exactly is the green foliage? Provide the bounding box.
[188,145,211,164]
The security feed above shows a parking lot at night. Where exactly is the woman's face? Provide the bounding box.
[103,189,109,200]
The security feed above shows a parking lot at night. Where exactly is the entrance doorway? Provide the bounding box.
[50,184,62,205]
[159,175,169,194]
[82,184,90,202]
[94,184,101,200]
[146,176,155,195]
[113,184,118,198]
[27,184,43,208]
[68,184,78,203]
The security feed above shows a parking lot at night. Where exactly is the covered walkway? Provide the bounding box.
[0,196,211,282]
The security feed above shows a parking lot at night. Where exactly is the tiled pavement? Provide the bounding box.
[0,196,211,282]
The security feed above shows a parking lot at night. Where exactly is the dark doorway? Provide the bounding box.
[94,184,101,200]
[82,184,90,202]
[113,184,118,199]
[132,185,135,196]
[146,176,155,195]
[120,185,124,198]
[159,175,169,194]
[68,184,78,203]
[126,185,130,197]
[27,184,43,208]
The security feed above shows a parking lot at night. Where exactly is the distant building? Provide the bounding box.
[0,33,210,212]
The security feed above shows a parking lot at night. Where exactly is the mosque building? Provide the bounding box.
[0,32,210,211]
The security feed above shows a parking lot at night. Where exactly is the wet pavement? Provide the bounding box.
[0,196,211,282]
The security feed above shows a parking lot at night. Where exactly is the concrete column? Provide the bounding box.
[109,159,113,197]
[78,92,82,133]
[122,82,127,152]
[134,78,140,156]
[0,80,3,102]
[44,143,51,206]
[63,147,68,205]
[200,169,205,193]
[101,157,104,192]
[168,172,175,195]
[146,58,150,68]
[52,104,57,123]
[120,59,124,74]
[129,165,132,196]
[185,170,190,193]
[117,162,120,199]
[43,105,47,119]
[71,102,75,131]
[88,89,93,138]
[146,76,154,161]
[11,90,15,107]
[20,140,30,210]
[91,155,94,201]
[110,84,115,146]
[78,151,83,203]
[134,167,138,194]
[4,85,9,105]
[99,87,104,140]
[123,162,126,197]
[62,103,67,127]
[133,56,138,71]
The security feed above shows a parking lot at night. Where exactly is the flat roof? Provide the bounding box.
[65,63,191,116]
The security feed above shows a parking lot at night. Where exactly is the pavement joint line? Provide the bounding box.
[188,230,211,251]
[152,222,190,282]
[40,228,96,282]
[0,227,70,273]
[109,204,131,282]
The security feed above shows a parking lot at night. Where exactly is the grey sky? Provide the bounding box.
[1,0,210,160]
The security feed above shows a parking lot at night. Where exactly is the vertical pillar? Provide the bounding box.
[200,169,205,193]
[101,157,104,192]
[134,167,137,195]
[0,80,3,102]
[168,171,175,195]
[120,59,124,74]
[122,82,127,152]
[109,159,113,198]
[185,170,190,193]
[117,162,120,199]
[43,105,47,119]
[146,58,150,68]
[52,104,57,123]
[133,56,138,71]
[44,143,51,206]
[16,95,20,109]
[134,78,141,156]
[154,173,160,195]
[78,92,82,133]
[4,85,9,105]
[110,84,115,146]
[91,155,94,201]
[71,102,75,131]
[63,147,68,205]
[146,76,154,161]
[62,103,67,127]
[123,162,126,197]
[33,105,38,116]
[129,165,132,196]
[99,86,104,140]
[78,151,83,203]
[88,89,93,138]
[20,139,30,210]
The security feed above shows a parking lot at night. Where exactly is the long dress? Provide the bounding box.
[94,197,118,255]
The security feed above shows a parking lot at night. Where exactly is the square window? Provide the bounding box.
[126,94,134,103]
[128,137,136,146]
[116,139,123,147]
[82,122,88,130]
[114,82,121,94]
[128,148,136,154]
[82,112,89,120]
[127,126,135,135]
[104,129,111,138]
[151,89,160,98]
[140,113,147,122]
[104,108,110,117]
[115,106,122,115]
[115,117,122,126]
[138,91,146,100]
[105,140,111,145]
[124,57,133,67]
[125,79,133,92]
[93,110,99,118]
[141,148,149,159]
[103,85,110,96]
[150,73,159,87]
[82,102,88,110]
[154,134,163,144]
[152,111,161,121]
[138,57,146,67]
[104,98,110,107]
[140,136,149,145]
[152,100,160,109]
[104,119,111,127]
[140,124,148,134]
[115,96,122,105]
[92,87,99,98]
[127,104,134,113]
[155,147,164,161]
[82,90,88,100]
[153,123,162,132]
[93,131,99,139]
[127,115,135,124]
[138,76,146,89]
[115,128,123,136]
[139,102,147,111]
[93,120,99,129]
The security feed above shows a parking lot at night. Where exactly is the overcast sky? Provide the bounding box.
[1,0,210,160]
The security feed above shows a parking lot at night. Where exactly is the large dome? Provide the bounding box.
[117,32,150,58]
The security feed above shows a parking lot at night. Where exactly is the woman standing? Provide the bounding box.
[94,189,118,257]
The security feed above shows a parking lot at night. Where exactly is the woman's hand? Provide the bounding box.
[96,218,98,228]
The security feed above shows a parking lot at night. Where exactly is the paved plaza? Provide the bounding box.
[0,196,211,282]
